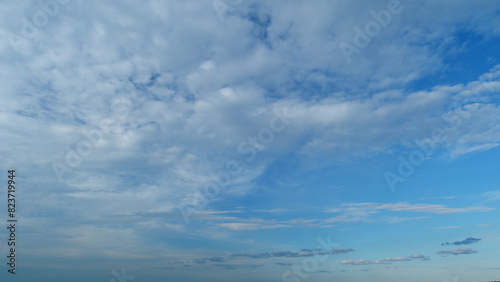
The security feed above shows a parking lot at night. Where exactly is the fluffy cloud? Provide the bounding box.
[0,0,498,275]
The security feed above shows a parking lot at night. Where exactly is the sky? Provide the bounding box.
[0,0,500,281]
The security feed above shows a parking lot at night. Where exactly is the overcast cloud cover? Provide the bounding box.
[0,0,499,281]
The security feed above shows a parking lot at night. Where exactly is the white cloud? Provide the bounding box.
[324,202,494,224]
[0,0,499,269]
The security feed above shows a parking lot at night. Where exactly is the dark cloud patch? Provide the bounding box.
[441,237,481,246]
[271,251,294,257]
[277,262,292,266]
[287,252,310,257]
[340,259,389,265]
[193,256,226,264]
[304,270,331,273]
[187,247,355,267]
[207,257,226,262]
[289,248,355,257]
[230,253,271,259]
[193,259,206,264]
[436,248,478,255]
[230,248,355,260]
[214,264,238,270]
[300,248,323,252]
[409,254,431,260]
[329,249,356,254]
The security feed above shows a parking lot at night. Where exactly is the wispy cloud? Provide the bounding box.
[344,202,495,214]
[441,237,481,246]
[381,216,429,223]
[255,208,291,213]
[436,248,478,255]
[324,202,494,224]
[372,202,494,214]
[218,222,292,231]
[434,226,463,229]
[340,259,389,265]
[340,253,430,265]
[409,254,431,260]
[216,200,483,232]
[382,257,410,262]
[482,190,500,201]
[176,248,356,269]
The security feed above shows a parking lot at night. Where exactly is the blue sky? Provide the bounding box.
[0,0,500,281]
